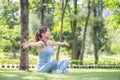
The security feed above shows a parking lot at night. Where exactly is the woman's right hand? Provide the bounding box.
[22,39,29,49]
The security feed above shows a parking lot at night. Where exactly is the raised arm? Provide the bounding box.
[49,40,69,46]
[22,39,44,49]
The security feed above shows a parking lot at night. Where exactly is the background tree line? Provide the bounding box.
[0,0,120,71]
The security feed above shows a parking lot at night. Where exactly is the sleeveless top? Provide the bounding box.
[38,41,54,62]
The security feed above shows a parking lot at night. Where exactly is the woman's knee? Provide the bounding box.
[50,60,58,66]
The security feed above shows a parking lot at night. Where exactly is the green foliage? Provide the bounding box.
[0,39,12,52]
[29,0,40,12]
[70,59,120,65]
[29,47,38,55]
[0,59,19,64]
[0,52,38,64]
[0,58,37,64]
[29,0,55,26]
[70,54,120,65]
[70,59,81,65]
[86,0,108,55]
[44,13,54,29]
[104,13,120,55]
[103,0,120,31]
[0,0,20,52]
[111,40,120,54]
[0,0,120,63]
[29,13,40,35]
[0,0,20,28]
[104,15,120,33]
[0,25,20,52]
[103,0,120,10]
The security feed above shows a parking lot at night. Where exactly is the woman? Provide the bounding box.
[22,26,69,73]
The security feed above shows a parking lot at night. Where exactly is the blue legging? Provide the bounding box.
[57,59,69,71]
[37,59,69,73]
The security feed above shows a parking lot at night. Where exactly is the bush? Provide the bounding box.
[0,39,12,52]
[0,52,38,64]
[70,59,120,65]
[0,58,37,64]
[70,60,80,65]
[29,58,37,64]
[0,59,19,64]
[111,41,120,54]
[29,47,38,55]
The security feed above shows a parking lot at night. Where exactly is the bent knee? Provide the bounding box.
[50,60,57,64]
[50,60,58,67]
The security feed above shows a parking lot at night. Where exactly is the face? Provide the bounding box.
[42,28,51,38]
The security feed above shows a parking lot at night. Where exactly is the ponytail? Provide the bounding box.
[34,26,48,42]
[35,30,41,42]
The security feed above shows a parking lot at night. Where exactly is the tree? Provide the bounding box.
[19,0,29,71]
[71,0,78,60]
[29,0,54,28]
[0,0,19,28]
[40,0,45,26]
[79,0,91,65]
[103,0,120,55]
[56,0,68,61]
[92,0,100,64]
[103,0,120,30]
[91,0,110,64]
[0,26,20,58]
[0,0,20,57]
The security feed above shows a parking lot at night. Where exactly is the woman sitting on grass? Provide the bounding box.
[22,26,69,73]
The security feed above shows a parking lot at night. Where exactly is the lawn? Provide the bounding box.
[0,68,120,80]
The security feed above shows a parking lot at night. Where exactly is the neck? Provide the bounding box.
[41,37,48,42]
[41,37,48,46]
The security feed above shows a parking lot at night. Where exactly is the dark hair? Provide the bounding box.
[35,26,48,42]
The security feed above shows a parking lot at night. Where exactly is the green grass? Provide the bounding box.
[0,68,120,80]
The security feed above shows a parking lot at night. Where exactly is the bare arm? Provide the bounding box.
[49,40,69,46]
[22,40,44,49]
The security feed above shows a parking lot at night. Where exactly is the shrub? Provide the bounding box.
[70,59,120,65]
[111,41,120,54]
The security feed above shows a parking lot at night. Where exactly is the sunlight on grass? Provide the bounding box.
[0,68,120,80]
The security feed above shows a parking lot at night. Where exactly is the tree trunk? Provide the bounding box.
[93,22,99,65]
[71,38,77,59]
[93,23,99,64]
[71,0,77,60]
[94,44,98,64]
[40,0,45,26]
[92,0,99,65]
[19,0,29,71]
[79,0,91,65]
[12,45,16,59]
[56,0,68,61]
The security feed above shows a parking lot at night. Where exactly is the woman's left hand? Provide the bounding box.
[63,41,69,46]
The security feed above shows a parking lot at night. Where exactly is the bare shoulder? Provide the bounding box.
[38,41,43,43]
[37,41,45,51]
[37,41,44,46]
[47,40,54,46]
